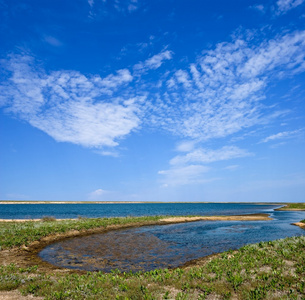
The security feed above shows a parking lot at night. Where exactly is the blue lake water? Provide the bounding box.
[0,202,280,219]
[30,203,305,272]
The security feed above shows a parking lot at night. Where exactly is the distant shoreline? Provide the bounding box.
[0,200,285,205]
[0,201,153,204]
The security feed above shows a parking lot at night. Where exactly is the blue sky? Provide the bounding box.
[0,0,305,202]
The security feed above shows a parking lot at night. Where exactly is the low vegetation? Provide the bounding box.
[275,203,305,211]
[0,216,165,249]
[0,216,304,299]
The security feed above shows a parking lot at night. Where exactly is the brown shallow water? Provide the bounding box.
[38,215,272,272]
[38,211,305,273]
[39,229,186,272]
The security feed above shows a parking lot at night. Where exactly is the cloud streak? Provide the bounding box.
[159,145,251,186]
[158,165,211,186]
[170,146,252,166]
[260,129,303,143]
[276,0,304,14]
[133,50,173,75]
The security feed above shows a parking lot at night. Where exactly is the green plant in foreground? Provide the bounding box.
[1,216,305,299]
[0,235,303,299]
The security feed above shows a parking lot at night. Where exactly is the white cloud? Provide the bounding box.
[170,146,252,166]
[175,140,196,152]
[158,145,250,186]
[148,30,305,141]
[95,69,133,90]
[88,188,109,200]
[2,29,305,157]
[276,0,304,14]
[251,4,265,13]
[94,150,120,157]
[0,55,141,149]
[133,50,173,75]
[88,0,140,14]
[43,35,63,47]
[260,129,303,143]
[158,165,211,186]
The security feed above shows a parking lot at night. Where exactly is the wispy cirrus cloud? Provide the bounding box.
[148,30,305,142]
[260,129,304,143]
[170,146,252,166]
[43,35,63,47]
[159,145,250,186]
[133,50,173,75]
[276,0,305,14]
[250,4,266,13]
[158,165,211,186]
[88,0,141,15]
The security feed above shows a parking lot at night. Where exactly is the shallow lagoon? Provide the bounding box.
[39,209,305,272]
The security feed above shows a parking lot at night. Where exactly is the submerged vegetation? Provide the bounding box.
[0,216,304,299]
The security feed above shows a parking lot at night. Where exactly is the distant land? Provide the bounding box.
[0,200,285,205]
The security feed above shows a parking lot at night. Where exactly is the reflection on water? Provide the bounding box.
[39,210,305,272]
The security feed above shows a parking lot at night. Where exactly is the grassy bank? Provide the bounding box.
[0,216,165,249]
[0,217,304,299]
[275,203,305,211]
[0,214,271,250]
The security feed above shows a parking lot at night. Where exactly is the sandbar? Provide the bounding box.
[293,222,305,229]
[0,214,271,223]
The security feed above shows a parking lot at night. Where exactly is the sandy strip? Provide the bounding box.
[0,214,272,223]
[161,215,271,222]
[293,222,305,229]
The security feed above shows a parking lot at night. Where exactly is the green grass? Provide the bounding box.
[0,236,304,299]
[0,216,305,299]
[0,216,168,249]
[276,203,305,210]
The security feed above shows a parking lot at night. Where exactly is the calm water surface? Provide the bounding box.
[0,203,279,219]
[38,207,305,272]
